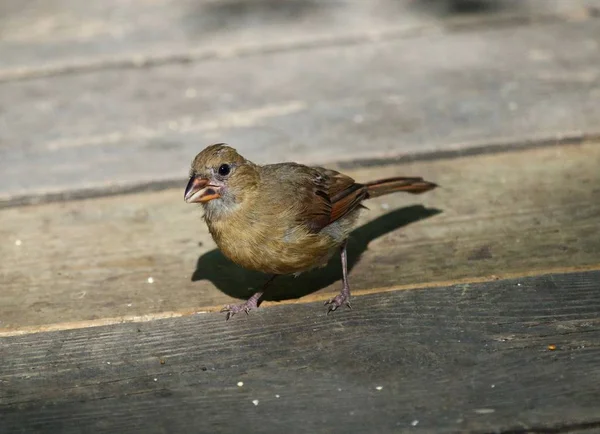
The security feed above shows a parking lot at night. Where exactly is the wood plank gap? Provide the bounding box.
[2,263,598,338]
[0,11,593,85]
[2,131,597,209]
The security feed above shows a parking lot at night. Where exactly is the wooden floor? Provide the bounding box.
[1,1,600,433]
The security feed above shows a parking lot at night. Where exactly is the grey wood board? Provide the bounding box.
[1,271,600,433]
[1,19,600,202]
[0,0,596,73]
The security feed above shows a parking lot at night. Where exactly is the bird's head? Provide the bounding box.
[185,143,259,219]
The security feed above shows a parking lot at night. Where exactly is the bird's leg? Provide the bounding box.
[325,240,352,314]
[220,275,278,320]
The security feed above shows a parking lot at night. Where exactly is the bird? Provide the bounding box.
[185,143,437,319]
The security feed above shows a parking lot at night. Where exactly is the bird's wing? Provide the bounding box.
[310,167,368,230]
[261,163,367,233]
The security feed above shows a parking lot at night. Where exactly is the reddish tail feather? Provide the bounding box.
[364,177,437,199]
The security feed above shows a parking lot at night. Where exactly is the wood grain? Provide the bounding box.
[1,19,600,201]
[1,271,599,433]
[0,0,596,73]
[1,142,599,331]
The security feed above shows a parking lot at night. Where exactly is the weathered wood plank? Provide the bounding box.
[0,0,596,73]
[1,19,600,201]
[1,271,599,433]
[1,142,599,332]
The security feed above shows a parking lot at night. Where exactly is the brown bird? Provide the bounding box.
[185,144,437,319]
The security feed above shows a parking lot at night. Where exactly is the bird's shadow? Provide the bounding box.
[191,205,442,301]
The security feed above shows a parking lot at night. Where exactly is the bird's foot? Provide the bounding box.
[220,298,259,320]
[324,287,351,314]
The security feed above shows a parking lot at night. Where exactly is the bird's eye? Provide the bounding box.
[218,164,231,176]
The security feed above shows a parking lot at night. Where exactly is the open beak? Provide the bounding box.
[184,176,221,203]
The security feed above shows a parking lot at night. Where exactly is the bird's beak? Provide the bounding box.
[184,176,221,203]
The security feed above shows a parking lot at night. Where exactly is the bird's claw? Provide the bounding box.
[220,302,255,320]
[324,292,351,315]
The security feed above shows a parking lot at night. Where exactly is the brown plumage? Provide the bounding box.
[185,143,437,319]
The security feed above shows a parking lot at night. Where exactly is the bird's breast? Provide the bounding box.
[206,213,338,275]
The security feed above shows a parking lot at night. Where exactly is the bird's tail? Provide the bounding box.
[364,177,437,199]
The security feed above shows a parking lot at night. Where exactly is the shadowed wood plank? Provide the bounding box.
[1,19,600,201]
[1,271,599,433]
[0,142,599,331]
